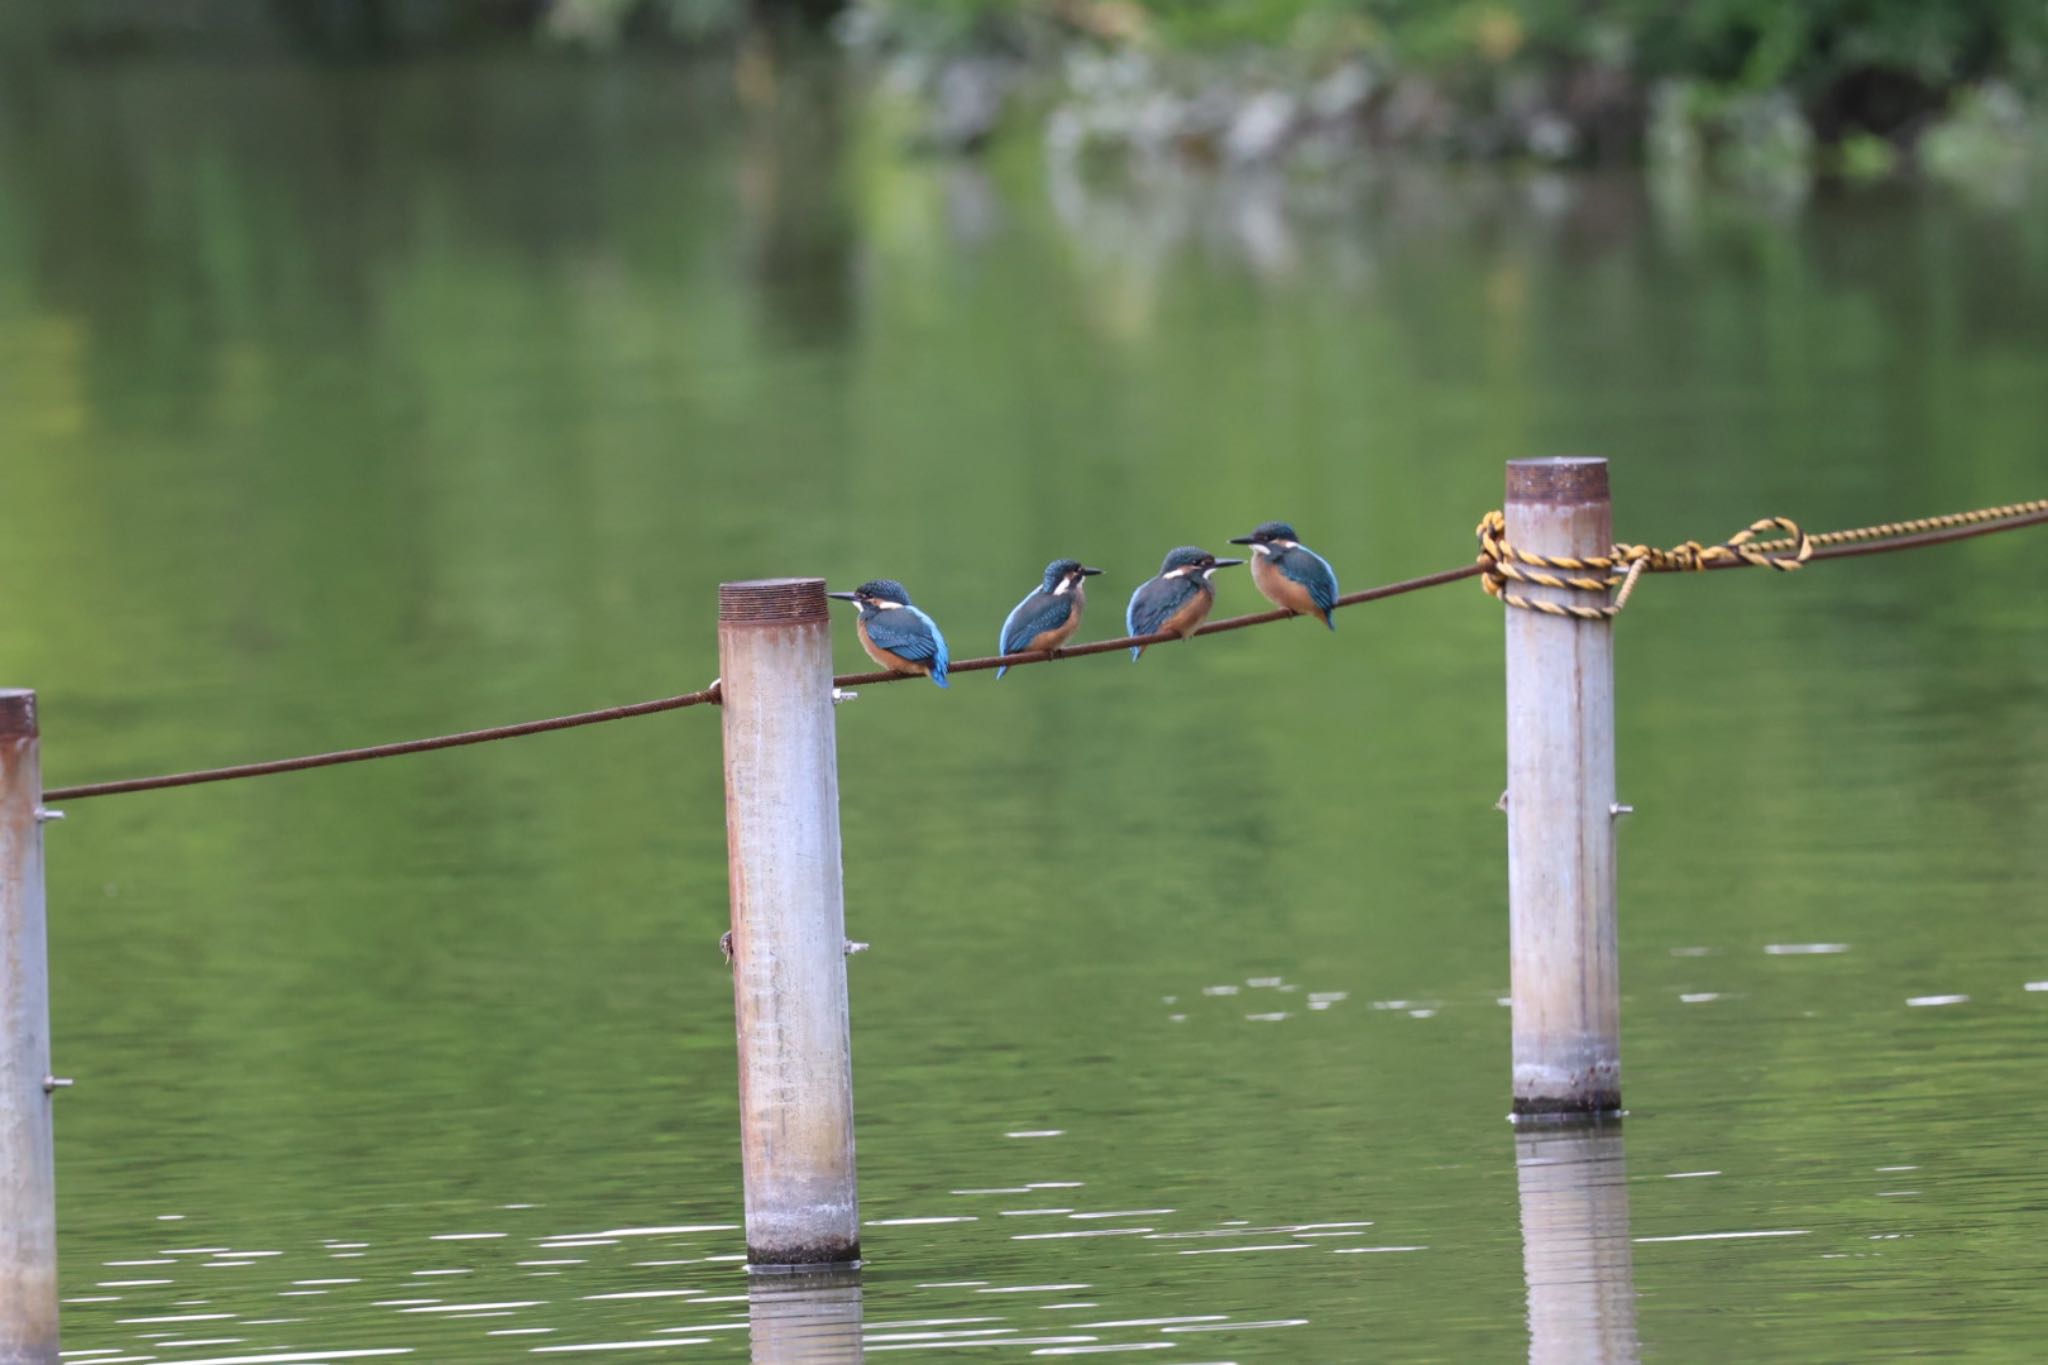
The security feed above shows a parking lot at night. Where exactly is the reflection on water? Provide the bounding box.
[748,1270,861,1363]
[1517,1127,1639,1365]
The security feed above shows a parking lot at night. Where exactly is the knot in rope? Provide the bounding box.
[1476,511,1811,621]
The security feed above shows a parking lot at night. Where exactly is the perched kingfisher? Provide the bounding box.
[997,558,1104,678]
[826,579,950,687]
[1125,546,1244,659]
[1231,521,1339,630]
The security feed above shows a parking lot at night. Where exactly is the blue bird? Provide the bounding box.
[1125,546,1244,660]
[1231,521,1340,630]
[997,559,1104,678]
[827,579,950,687]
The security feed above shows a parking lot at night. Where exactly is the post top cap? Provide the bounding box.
[1507,457,1609,506]
[720,578,829,626]
[0,689,37,739]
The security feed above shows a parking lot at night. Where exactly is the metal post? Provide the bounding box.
[1504,457,1622,1120]
[1516,1127,1639,1364]
[717,580,860,1269]
[0,690,58,1365]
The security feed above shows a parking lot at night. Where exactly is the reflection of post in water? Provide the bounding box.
[736,32,855,349]
[1516,1126,1639,1365]
[748,1268,864,1364]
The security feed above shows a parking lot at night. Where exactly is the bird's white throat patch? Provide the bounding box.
[872,599,907,610]
[1053,578,1072,596]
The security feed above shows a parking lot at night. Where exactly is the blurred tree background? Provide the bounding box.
[3,0,2042,173]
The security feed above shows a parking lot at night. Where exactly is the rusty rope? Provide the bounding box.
[42,564,1477,801]
[41,689,724,800]
[39,497,2048,801]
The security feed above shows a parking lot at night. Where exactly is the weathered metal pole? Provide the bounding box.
[1504,457,1622,1120]
[0,690,59,1365]
[1516,1127,1639,1364]
[717,580,861,1269]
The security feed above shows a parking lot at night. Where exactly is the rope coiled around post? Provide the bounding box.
[1477,509,1811,620]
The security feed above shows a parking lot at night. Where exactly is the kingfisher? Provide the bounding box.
[1231,521,1339,630]
[997,559,1104,678]
[826,579,950,687]
[1125,546,1244,659]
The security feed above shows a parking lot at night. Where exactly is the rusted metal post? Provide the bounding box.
[0,691,58,1365]
[1516,1127,1639,1364]
[1504,457,1622,1120]
[748,1268,864,1362]
[718,580,860,1269]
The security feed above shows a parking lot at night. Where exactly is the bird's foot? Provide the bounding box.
[719,930,736,966]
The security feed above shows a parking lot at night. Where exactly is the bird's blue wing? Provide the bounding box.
[1126,577,1193,659]
[868,606,949,686]
[865,609,937,662]
[997,589,1067,678]
[999,591,1071,656]
[1279,545,1339,627]
[909,605,950,686]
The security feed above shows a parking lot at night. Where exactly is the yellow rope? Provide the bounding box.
[1476,509,1812,620]
[1752,498,2048,553]
[1479,496,2048,620]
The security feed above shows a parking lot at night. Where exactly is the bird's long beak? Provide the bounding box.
[825,591,858,601]
[1080,566,1104,577]
[1228,535,1254,545]
[1215,557,1246,568]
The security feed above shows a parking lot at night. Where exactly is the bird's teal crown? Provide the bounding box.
[1040,558,1103,589]
[851,579,912,605]
[1160,546,1219,573]
[1247,521,1298,542]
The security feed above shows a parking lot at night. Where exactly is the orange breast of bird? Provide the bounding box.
[857,617,930,676]
[1158,589,1216,640]
[1252,555,1325,622]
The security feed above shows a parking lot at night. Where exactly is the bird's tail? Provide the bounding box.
[996,664,1009,680]
[1129,645,1144,661]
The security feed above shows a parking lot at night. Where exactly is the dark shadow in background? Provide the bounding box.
[1516,1125,1640,1365]
[748,1267,864,1363]
[738,58,858,350]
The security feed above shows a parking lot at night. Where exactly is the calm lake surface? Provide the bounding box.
[4,57,2048,1363]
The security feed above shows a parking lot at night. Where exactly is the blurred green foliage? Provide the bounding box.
[15,0,2048,88]
[873,0,2048,83]
[11,0,2044,147]
[859,0,2048,120]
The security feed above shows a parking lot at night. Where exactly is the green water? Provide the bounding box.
[4,58,2048,1363]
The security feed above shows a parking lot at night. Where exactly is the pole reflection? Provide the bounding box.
[748,1267,864,1364]
[1516,1125,1640,1364]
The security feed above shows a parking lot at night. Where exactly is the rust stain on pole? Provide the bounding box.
[1503,459,1623,1120]
[718,582,861,1269]
[0,690,58,1364]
